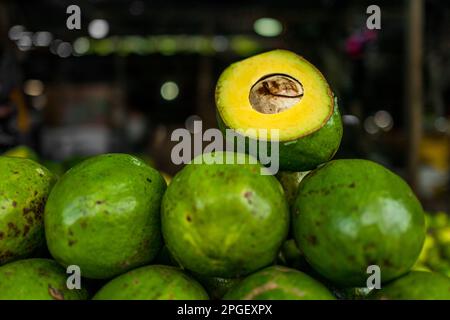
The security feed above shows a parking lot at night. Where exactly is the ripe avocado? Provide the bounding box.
[0,258,88,300]
[0,157,55,265]
[161,152,289,278]
[369,271,450,300]
[215,49,343,171]
[293,159,426,287]
[223,265,335,300]
[93,265,209,300]
[44,153,166,279]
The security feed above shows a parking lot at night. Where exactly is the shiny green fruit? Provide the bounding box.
[0,258,88,300]
[293,159,426,287]
[93,265,209,300]
[45,154,166,279]
[0,157,55,265]
[369,271,450,300]
[162,152,289,278]
[223,265,335,300]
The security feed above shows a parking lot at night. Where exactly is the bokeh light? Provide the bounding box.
[253,18,283,37]
[88,19,110,39]
[160,81,179,101]
[24,79,44,96]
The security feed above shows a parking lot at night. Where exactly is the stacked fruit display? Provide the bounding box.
[0,50,449,300]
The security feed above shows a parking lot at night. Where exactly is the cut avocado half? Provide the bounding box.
[215,49,343,171]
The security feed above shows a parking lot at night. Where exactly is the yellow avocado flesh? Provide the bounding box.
[216,50,334,141]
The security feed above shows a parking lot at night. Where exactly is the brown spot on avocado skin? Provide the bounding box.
[23,225,30,236]
[364,243,376,251]
[186,215,192,222]
[244,191,253,204]
[24,215,33,225]
[48,285,65,300]
[305,181,357,197]
[95,200,104,205]
[68,239,76,246]
[306,234,318,246]
[22,197,46,223]
[7,223,20,237]
[383,259,393,268]
[12,201,17,207]
[0,250,14,262]
[0,232,4,239]
[37,268,49,277]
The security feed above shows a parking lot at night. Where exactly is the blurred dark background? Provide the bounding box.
[0,0,448,212]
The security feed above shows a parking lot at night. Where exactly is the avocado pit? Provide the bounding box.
[249,74,303,114]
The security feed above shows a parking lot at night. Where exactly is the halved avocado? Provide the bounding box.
[215,49,343,171]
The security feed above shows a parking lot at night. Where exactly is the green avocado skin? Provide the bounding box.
[2,146,40,162]
[278,239,309,271]
[278,99,343,171]
[44,153,166,279]
[93,265,209,300]
[0,258,88,300]
[223,265,335,300]
[369,271,450,300]
[293,159,426,287]
[276,171,310,209]
[0,157,56,265]
[192,273,242,300]
[217,98,343,172]
[162,152,289,278]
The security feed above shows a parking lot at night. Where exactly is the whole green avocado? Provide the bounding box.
[44,153,166,279]
[93,265,209,300]
[162,152,289,278]
[0,156,55,265]
[223,265,335,300]
[0,258,88,300]
[369,271,450,300]
[293,159,426,287]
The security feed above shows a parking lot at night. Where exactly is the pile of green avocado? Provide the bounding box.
[0,50,449,300]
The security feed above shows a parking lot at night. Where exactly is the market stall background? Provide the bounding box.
[0,0,448,214]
